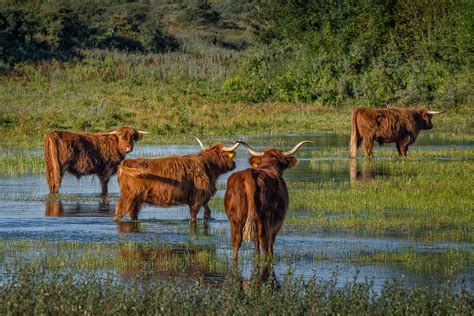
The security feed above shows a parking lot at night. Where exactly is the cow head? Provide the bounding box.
[195,137,240,172]
[107,127,147,155]
[239,141,312,172]
[418,109,445,130]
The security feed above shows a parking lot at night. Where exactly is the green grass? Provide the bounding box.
[0,154,44,177]
[348,249,472,277]
[1,51,473,149]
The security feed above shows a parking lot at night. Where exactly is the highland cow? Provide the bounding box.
[349,107,444,159]
[44,127,146,196]
[113,138,240,222]
[224,140,312,261]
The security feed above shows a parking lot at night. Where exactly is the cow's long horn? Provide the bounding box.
[105,130,118,135]
[238,141,264,157]
[427,110,446,115]
[137,130,149,134]
[222,142,240,152]
[283,141,313,156]
[194,137,206,150]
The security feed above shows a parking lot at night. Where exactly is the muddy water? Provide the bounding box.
[0,133,473,291]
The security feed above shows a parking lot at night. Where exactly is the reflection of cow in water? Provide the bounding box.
[349,107,444,159]
[45,198,113,217]
[349,160,391,183]
[117,244,225,284]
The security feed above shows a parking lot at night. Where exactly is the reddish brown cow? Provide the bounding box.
[44,127,146,196]
[349,107,444,159]
[113,138,240,222]
[225,140,312,261]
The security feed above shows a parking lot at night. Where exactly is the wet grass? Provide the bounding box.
[286,159,473,241]
[0,239,472,315]
[0,154,44,177]
[348,249,472,277]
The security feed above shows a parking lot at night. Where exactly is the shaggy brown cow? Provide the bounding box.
[113,138,240,222]
[349,107,444,159]
[224,140,312,261]
[44,127,146,196]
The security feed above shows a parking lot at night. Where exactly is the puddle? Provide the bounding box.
[0,133,472,292]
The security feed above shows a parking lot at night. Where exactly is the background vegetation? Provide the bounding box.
[1,0,472,148]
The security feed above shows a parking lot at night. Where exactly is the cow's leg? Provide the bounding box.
[129,199,143,221]
[231,222,242,262]
[189,204,201,222]
[46,163,62,194]
[203,203,211,220]
[396,143,403,157]
[266,222,274,257]
[114,193,134,222]
[253,233,260,257]
[362,138,374,159]
[99,171,113,197]
[257,222,269,257]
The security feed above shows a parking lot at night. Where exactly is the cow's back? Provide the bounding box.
[118,156,210,207]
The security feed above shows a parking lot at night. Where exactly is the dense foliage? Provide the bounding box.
[227,0,473,106]
[1,0,472,107]
[0,0,183,64]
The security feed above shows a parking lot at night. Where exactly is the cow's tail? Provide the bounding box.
[44,132,61,194]
[242,181,257,242]
[349,108,360,158]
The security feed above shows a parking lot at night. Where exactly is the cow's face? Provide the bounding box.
[115,127,145,155]
[206,143,238,172]
[419,110,434,130]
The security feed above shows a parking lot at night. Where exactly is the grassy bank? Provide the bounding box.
[1,55,473,149]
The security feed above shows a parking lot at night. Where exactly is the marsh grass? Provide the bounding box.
[286,159,473,241]
[348,249,472,277]
[0,258,472,315]
[0,154,44,177]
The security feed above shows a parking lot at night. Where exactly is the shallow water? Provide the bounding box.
[0,133,472,291]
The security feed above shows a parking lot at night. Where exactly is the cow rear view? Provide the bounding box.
[225,140,312,262]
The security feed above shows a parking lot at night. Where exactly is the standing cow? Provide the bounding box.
[349,107,444,159]
[113,138,240,222]
[225,140,312,261]
[44,127,146,196]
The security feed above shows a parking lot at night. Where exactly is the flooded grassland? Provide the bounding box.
[0,133,473,313]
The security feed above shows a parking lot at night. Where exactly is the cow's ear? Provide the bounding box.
[227,152,236,159]
[286,157,298,168]
[249,156,261,168]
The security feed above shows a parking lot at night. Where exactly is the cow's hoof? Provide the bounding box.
[113,215,122,222]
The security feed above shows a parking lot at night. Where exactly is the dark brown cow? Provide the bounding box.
[44,127,146,196]
[224,140,312,261]
[113,138,240,222]
[349,107,444,159]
